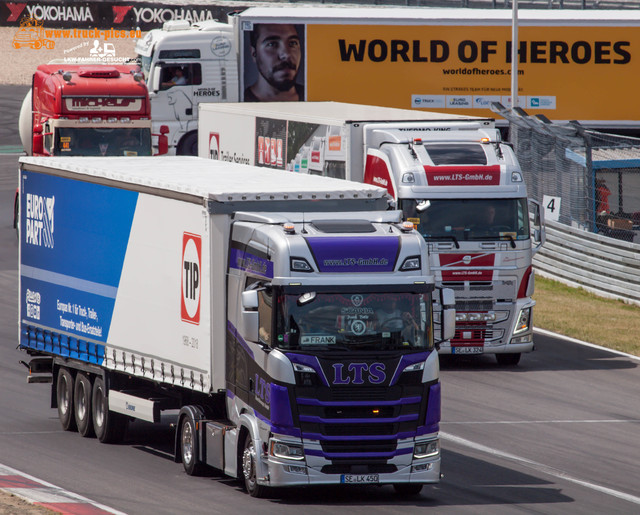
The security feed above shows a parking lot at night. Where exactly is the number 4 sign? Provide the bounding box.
[543,195,561,222]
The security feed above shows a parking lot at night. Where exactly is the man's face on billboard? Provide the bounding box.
[252,24,301,92]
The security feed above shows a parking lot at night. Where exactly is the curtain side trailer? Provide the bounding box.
[19,155,455,497]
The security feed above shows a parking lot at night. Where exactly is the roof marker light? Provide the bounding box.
[283,223,295,234]
[401,221,415,232]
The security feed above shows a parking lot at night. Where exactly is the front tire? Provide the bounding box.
[92,376,127,443]
[242,433,268,498]
[74,373,94,437]
[177,132,198,156]
[56,368,76,431]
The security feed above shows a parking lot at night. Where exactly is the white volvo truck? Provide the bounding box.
[198,102,545,365]
[18,155,455,497]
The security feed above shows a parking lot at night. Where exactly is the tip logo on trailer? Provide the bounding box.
[181,232,201,325]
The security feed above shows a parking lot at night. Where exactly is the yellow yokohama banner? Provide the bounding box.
[306,24,638,123]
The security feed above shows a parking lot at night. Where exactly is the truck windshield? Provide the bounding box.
[54,127,152,156]
[274,291,433,352]
[400,198,530,242]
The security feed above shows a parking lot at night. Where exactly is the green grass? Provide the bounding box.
[533,276,640,357]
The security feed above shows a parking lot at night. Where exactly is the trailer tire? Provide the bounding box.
[92,376,127,444]
[56,368,76,432]
[393,483,423,496]
[180,413,206,476]
[496,353,521,366]
[177,132,198,156]
[242,433,268,498]
[74,373,95,437]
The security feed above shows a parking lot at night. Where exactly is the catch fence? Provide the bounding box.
[492,104,640,305]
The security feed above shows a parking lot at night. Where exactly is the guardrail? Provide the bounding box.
[534,220,640,306]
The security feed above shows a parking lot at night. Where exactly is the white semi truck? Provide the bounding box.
[198,102,545,365]
[18,155,455,496]
[135,6,640,155]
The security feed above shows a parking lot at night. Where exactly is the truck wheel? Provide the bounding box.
[496,353,521,366]
[56,368,76,431]
[74,373,95,437]
[242,433,268,498]
[91,376,127,444]
[180,414,205,476]
[393,483,423,496]
[177,132,198,156]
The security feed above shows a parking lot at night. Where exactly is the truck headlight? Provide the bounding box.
[403,361,425,373]
[400,255,421,271]
[270,439,305,461]
[414,439,439,459]
[513,307,532,335]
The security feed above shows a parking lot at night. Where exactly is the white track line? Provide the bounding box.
[534,327,640,362]
[440,432,640,506]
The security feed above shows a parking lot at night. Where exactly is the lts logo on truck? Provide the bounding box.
[181,232,201,325]
[25,193,54,248]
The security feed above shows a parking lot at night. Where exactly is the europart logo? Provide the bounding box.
[181,232,201,325]
[25,193,54,248]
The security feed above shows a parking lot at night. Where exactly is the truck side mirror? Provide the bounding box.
[528,199,546,253]
[32,124,44,155]
[440,288,456,342]
[155,125,169,155]
[151,65,162,92]
[240,290,259,342]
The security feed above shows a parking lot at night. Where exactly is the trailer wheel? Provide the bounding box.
[393,483,423,496]
[496,353,521,366]
[74,373,95,437]
[242,433,268,498]
[92,376,127,444]
[56,368,76,432]
[177,132,198,156]
[180,414,205,476]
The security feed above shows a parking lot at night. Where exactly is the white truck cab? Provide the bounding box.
[135,19,238,155]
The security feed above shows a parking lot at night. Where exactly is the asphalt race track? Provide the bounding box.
[1,84,639,514]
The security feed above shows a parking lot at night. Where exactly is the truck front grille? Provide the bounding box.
[296,383,427,463]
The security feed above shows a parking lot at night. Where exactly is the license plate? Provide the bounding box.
[452,346,483,354]
[341,474,379,484]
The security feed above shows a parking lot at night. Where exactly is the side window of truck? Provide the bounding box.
[160,64,202,89]
[257,288,273,345]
